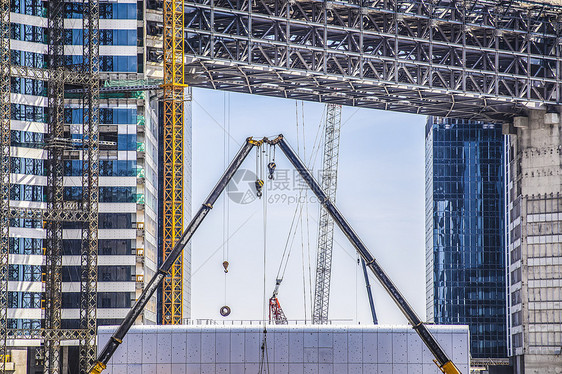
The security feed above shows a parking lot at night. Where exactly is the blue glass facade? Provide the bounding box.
[425,117,507,359]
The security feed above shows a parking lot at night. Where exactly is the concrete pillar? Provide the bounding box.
[506,109,562,374]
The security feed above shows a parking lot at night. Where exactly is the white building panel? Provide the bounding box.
[98,325,470,373]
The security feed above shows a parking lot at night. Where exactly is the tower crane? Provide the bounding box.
[90,135,461,374]
[312,104,378,325]
[161,0,186,325]
[312,104,342,324]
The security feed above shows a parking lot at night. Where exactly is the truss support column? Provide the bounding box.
[79,1,100,372]
[0,1,9,372]
[162,0,186,325]
[312,104,342,324]
[44,1,66,372]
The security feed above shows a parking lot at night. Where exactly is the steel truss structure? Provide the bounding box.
[162,0,186,325]
[0,1,100,373]
[78,0,100,371]
[184,0,562,121]
[312,104,341,324]
[0,0,9,371]
[44,2,65,372]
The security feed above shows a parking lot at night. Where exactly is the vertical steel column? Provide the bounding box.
[0,0,9,372]
[312,104,341,324]
[44,1,66,372]
[80,0,100,371]
[162,0,185,325]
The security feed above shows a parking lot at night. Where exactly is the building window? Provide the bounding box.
[64,186,137,203]
[7,319,41,330]
[10,50,46,69]
[9,218,42,229]
[511,267,521,285]
[9,238,43,255]
[10,103,47,123]
[63,266,132,282]
[11,130,45,149]
[99,213,133,229]
[11,0,45,17]
[10,184,45,202]
[99,239,132,255]
[8,292,42,309]
[512,333,523,348]
[65,108,136,125]
[11,77,47,96]
[11,157,44,176]
[11,23,45,43]
[8,265,42,282]
[511,289,522,306]
[62,292,132,309]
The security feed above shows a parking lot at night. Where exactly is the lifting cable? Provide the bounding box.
[220,92,231,317]
[258,143,271,374]
[270,101,325,321]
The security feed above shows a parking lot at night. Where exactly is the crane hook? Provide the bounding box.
[255,179,264,198]
[222,261,229,273]
[267,162,276,180]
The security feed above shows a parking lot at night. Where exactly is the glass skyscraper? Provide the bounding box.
[425,117,507,359]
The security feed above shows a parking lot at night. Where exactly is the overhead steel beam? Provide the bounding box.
[184,0,562,121]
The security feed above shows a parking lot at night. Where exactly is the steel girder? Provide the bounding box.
[184,0,562,121]
[10,66,91,84]
[8,329,87,341]
[0,1,9,372]
[79,1,100,372]
[9,207,91,222]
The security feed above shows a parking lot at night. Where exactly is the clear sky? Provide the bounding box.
[189,87,427,326]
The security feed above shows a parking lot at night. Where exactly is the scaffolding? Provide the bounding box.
[0,1,10,371]
[0,1,100,372]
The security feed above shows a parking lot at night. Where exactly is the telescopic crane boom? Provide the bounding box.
[90,135,461,374]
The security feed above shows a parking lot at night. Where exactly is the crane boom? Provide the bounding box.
[90,135,460,374]
[89,138,257,374]
[312,104,342,324]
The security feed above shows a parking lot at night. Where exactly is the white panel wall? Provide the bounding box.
[98,324,470,374]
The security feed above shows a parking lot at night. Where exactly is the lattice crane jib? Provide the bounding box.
[312,104,342,325]
[0,0,9,371]
[162,0,186,325]
[79,0,100,372]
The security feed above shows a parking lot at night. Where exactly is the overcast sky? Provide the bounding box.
[189,87,427,326]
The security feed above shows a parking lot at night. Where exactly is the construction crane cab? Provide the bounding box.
[90,135,461,374]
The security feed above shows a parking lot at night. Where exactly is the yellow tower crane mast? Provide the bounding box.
[162,0,185,324]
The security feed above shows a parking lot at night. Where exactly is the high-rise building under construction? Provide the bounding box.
[6,1,192,371]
